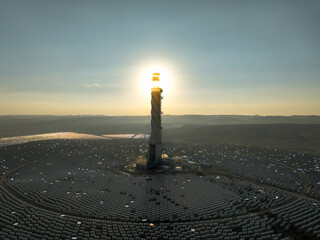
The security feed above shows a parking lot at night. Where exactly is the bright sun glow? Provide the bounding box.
[140,66,172,97]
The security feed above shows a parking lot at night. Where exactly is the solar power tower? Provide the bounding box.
[147,73,163,168]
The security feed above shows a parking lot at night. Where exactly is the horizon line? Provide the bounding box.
[1,114,320,117]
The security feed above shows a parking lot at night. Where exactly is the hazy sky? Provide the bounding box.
[0,0,319,115]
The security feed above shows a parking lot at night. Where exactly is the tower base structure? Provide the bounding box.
[147,143,162,169]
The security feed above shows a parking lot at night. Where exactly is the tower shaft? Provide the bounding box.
[147,87,162,168]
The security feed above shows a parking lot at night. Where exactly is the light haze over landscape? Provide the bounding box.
[2,2,320,239]
[1,0,320,115]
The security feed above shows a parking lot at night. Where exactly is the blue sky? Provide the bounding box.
[0,0,319,115]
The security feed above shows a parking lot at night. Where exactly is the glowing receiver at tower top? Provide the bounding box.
[147,73,163,168]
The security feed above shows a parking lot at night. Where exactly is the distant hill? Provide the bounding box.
[0,115,319,155]
[162,115,320,126]
[0,115,149,138]
[163,124,320,156]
